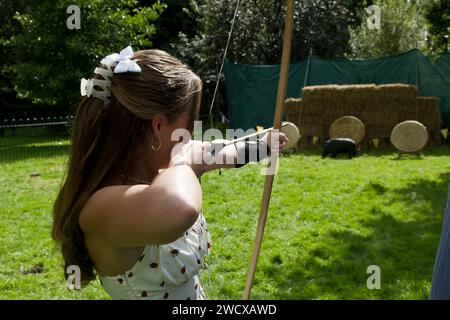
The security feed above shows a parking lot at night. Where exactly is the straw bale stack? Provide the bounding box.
[284,98,302,125]
[416,97,441,133]
[378,84,418,100]
[286,83,443,144]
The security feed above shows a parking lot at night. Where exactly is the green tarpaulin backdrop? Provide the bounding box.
[224,49,450,130]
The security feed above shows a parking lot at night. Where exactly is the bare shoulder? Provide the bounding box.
[77,170,202,248]
[79,184,148,235]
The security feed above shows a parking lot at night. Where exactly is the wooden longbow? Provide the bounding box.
[243,0,295,300]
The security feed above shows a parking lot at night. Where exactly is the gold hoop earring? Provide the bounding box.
[151,135,162,151]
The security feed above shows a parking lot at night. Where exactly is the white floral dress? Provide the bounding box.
[98,212,211,300]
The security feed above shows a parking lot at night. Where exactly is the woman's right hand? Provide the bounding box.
[169,140,212,177]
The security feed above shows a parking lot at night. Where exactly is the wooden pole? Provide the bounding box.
[243,0,295,300]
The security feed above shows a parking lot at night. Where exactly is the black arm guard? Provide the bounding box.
[235,139,271,168]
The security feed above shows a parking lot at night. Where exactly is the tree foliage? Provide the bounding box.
[177,0,357,65]
[424,0,450,54]
[0,0,33,94]
[133,0,202,52]
[174,0,357,116]
[4,0,165,108]
[348,0,427,58]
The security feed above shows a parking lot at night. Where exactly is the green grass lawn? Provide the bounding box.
[0,143,449,299]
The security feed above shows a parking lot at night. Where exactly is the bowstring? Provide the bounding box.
[208,0,241,128]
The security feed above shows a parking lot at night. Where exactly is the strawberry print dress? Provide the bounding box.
[98,212,211,300]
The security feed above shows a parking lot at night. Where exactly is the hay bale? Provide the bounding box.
[362,97,417,124]
[302,84,378,103]
[398,112,419,123]
[378,84,418,100]
[284,98,301,124]
[335,99,368,114]
[329,116,366,144]
[365,125,395,139]
[390,120,429,153]
[336,84,378,103]
[302,124,327,137]
[361,110,398,127]
[302,85,340,100]
[301,99,326,115]
[416,97,441,132]
[300,114,328,126]
[285,114,300,125]
[377,98,416,115]
[284,98,302,114]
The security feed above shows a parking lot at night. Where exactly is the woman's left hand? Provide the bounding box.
[261,130,289,155]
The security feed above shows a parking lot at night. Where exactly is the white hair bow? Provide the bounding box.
[80,45,141,105]
[101,46,141,73]
[80,78,94,97]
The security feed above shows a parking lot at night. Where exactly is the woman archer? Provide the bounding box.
[52,46,287,300]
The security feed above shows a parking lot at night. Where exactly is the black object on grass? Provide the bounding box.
[322,138,358,159]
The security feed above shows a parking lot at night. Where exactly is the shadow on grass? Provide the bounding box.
[266,174,449,299]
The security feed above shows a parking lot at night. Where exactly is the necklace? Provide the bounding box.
[119,174,152,185]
